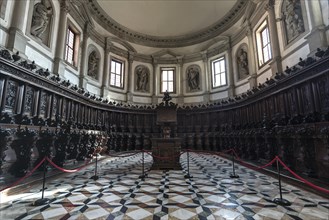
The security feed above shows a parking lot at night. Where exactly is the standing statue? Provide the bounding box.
[87,51,99,79]
[136,66,149,92]
[31,0,53,38]
[187,65,200,91]
[237,48,249,78]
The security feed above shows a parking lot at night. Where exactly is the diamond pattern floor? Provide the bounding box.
[0,153,328,220]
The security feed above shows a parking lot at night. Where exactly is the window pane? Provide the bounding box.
[115,63,121,75]
[214,62,220,73]
[215,75,221,86]
[115,75,121,87]
[168,82,173,92]
[111,62,116,73]
[162,71,168,81]
[220,60,225,71]
[110,73,115,85]
[168,71,173,80]
[221,73,226,85]
[162,82,168,92]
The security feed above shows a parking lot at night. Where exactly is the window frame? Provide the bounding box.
[160,67,176,94]
[255,19,272,68]
[109,58,124,89]
[211,56,227,88]
[64,24,80,67]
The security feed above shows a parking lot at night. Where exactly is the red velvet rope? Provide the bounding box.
[277,157,329,194]
[46,157,93,173]
[2,149,328,195]
[0,157,46,192]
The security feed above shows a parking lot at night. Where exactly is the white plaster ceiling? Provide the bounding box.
[97,0,238,37]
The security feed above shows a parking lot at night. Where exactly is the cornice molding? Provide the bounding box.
[86,0,248,48]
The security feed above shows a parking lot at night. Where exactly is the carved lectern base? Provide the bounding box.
[151,138,181,170]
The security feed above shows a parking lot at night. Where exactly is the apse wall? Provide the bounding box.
[0,0,328,105]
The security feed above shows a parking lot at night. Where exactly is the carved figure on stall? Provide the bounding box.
[31,0,53,38]
[136,66,149,92]
[187,66,200,91]
[237,48,249,78]
[162,90,172,106]
[87,51,99,79]
[282,0,304,42]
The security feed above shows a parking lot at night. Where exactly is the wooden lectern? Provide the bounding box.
[151,94,181,170]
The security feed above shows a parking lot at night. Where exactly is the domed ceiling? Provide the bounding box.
[87,0,248,48]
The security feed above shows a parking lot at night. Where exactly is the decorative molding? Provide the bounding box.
[86,0,248,48]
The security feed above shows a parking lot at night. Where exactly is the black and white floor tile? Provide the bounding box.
[0,153,328,220]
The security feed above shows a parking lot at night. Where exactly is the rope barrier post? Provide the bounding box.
[90,153,99,180]
[139,150,146,180]
[230,150,239,178]
[273,157,291,206]
[184,149,193,179]
[32,159,50,206]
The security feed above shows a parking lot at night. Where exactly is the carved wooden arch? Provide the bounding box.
[87,44,101,81]
[235,43,249,81]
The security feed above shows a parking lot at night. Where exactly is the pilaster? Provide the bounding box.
[266,0,282,75]
[127,51,134,102]
[79,22,91,88]
[226,39,235,97]
[101,38,112,97]
[7,0,29,56]
[305,0,328,56]
[246,22,257,88]
[53,0,69,77]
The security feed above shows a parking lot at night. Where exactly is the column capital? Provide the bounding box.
[152,56,158,65]
[265,0,275,11]
[60,0,70,13]
[200,51,208,62]
[105,38,113,52]
[176,55,184,65]
[128,51,135,63]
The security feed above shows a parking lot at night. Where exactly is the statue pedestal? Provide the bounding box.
[151,137,181,170]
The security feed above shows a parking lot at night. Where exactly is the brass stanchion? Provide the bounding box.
[184,150,193,179]
[230,150,239,178]
[32,159,50,206]
[273,158,291,206]
[139,150,147,180]
[90,153,99,180]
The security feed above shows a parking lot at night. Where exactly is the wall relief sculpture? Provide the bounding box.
[0,0,7,19]
[87,51,99,79]
[30,0,53,45]
[282,0,305,44]
[186,65,201,92]
[236,47,249,80]
[135,65,149,92]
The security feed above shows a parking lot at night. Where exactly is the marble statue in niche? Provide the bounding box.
[30,0,53,44]
[186,65,201,92]
[87,51,99,79]
[135,65,149,92]
[236,48,249,79]
[282,0,304,43]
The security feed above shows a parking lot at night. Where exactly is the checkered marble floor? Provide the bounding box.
[0,153,328,220]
